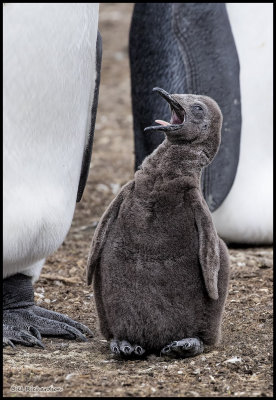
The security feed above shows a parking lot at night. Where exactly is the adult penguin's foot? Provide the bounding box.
[3,274,93,349]
[160,337,204,358]
[110,339,146,358]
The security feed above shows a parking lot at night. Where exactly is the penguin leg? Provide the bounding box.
[3,274,93,348]
[110,339,146,358]
[160,338,204,358]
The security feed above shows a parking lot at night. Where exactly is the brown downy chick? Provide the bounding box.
[87,88,230,358]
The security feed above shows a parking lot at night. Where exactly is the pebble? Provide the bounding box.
[189,391,199,397]
[224,356,242,364]
[110,183,121,194]
[34,292,44,299]
[192,368,201,375]
[36,287,45,293]
[113,51,125,61]
[237,262,246,267]
[96,183,109,193]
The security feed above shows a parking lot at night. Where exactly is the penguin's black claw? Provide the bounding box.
[32,305,93,339]
[3,307,93,348]
[28,325,42,341]
[119,340,134,355]
[110,339,146,358]
[3,336,16,349]
[110,340,120,354]
[134,344,146,356]
[160,344,172,355]
[160,338,204,358]
[3,324,45,349]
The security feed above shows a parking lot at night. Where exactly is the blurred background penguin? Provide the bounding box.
[129,3,273,245]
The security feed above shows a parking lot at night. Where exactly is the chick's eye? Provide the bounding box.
[193,105,203,111]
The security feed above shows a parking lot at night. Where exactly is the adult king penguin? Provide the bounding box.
[129,3,273,245]
[3,3,101,348]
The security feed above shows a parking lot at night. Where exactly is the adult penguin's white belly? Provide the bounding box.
[212,3,273,244]
[3,4,99,280]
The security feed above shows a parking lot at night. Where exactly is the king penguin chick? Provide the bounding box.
[87,88,230,358]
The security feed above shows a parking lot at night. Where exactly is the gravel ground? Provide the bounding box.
[3,4,273,397]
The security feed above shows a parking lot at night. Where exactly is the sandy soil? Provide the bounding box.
[3,3,273,397]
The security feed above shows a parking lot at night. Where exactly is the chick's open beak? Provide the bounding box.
[144,87,186,133]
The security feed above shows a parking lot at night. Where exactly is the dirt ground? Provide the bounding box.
[3,3,273,397]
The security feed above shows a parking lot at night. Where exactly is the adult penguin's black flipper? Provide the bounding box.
[129,4,241,211]
[77,30,102,202]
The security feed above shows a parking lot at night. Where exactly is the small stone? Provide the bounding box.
[65,373,77,380]
[193,368,201,375]
[189,391,199,397]
[96,183,109,193]
[224,356,242,364]
[110,183,121,194]
[34,292,44,298]
[113,51,125,61]
[237,262,245,267]
[36,287,45,293]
